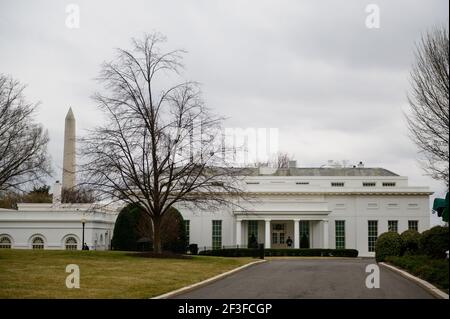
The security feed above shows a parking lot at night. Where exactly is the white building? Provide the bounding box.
[0,164,432,256]
[179,164,432,257]
[0,109,432,256]
[0,202,116,251]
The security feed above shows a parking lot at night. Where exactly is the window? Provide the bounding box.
[368,221,378,252]
[335,203,346,209]
[331,182,345,187]
[279,232,285,244]
[65,237,78,250]
[272,224,285,231]
[335,221,345,249]
[32,237,44,250]
[299,221,310,248]
[185,220,190,244]
[296,182,310,185]
[363,182,376,187]
[382,182,396,187]
[247,221,258,244]
[0,236,11,249]
[408,203,419,209]
[272,232,278,244]
[388,220,398,233]
[212,220,222,250]
[387,203,399,209]
[246,182,260,185]
[408,220,419,231]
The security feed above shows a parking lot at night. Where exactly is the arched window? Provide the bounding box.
[65,237,78,250]
[32,237,44,250]
[0,236,11,249]
[100,234,103,244]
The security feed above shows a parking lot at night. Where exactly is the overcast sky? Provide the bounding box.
[0,0,448,223]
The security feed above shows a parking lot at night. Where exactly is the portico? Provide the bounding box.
[235,217,330,249]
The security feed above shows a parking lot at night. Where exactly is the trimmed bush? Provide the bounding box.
[162,210,188,254]
[375,231,402,262]
[111,204,142,251]
[400,230,421,255]
[199,248,358,258]
[188,244,198,255]
[112,204,187,253]
[385,255,449,290]
[419,226,449,259]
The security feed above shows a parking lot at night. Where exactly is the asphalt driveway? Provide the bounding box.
[173,258,435,299]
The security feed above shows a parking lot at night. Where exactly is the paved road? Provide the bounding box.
[173,258,434,299]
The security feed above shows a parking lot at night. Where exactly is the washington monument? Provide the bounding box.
[62,107,76,190]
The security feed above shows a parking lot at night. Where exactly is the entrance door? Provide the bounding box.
[271,223,286,248]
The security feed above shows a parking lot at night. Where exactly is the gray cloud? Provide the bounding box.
[0,0,448,225]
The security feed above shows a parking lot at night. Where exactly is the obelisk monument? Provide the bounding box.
[62,107,76,190]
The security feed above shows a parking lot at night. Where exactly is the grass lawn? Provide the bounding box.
[0,250,254,298]
[384,255,449,293]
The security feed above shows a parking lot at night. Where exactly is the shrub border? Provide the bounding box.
[199,248,358,258]
[379,262,449,299]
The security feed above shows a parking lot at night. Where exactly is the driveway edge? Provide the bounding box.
[151,259,267,299]
[379,262,449,299]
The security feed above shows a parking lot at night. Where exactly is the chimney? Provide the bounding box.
[53,181,62,205]
[288,160,297,168]
[357,161,364,168]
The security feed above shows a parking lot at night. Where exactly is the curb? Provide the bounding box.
[379,262,449,299]
[151,259,268,299]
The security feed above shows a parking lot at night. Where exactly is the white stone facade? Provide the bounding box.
[0,203,117,250]
[0,167,432,257]
[179,168,431,257]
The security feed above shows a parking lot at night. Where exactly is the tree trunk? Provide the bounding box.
[152,217,162,254]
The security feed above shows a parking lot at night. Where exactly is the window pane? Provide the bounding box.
[247,221,258,245]
[408,220,418,231]
[299,221,310,248]
[185,220,190,244]
[368,221,378,252]
[335,220,345,249]
[388,220,398,233]
[212,220,222,250]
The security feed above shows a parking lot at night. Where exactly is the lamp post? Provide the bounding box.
[81,218,86,250]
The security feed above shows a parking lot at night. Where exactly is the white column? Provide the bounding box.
[294,219,300,248]
[236,219,242,247]
[264,219,271,249]
[323,219,329,249]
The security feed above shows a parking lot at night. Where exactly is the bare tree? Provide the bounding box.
[81,33,244,253]
[0,74,51,192]
[253,152,295,168]
[61,186,96,204]
[406,26,449,187]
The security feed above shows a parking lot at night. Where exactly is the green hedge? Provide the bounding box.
[385,255,449,290]
[419,226,449,259]
[199,248,358,257]
[375,232,403,262]
[400,230,421,255]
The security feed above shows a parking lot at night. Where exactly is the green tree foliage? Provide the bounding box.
[111,204,142,251]
[375,232,403,262]
[419,226,449,258]
[400,230,421,255]
[0,185,51,209]
[112,204,187,253]
[433,192,449,222]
